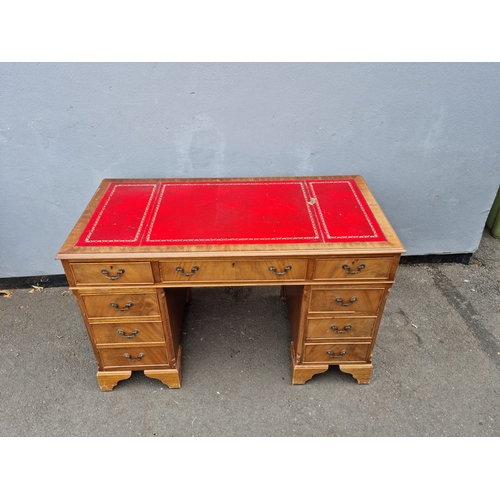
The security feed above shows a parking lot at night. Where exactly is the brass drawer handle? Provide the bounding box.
[123,352,145,362]
[176,266,199,276]
[101,268,125,280]
[335,296,357,306]
[268,265,292,276]
[110,301,133,311]
[330,324,352,333]
[117,328,139,338]
[326,349,347,358]
[342,264,365,274]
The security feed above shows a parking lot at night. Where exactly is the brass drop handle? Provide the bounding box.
[101,268,125,280]
[342,263,365,274]
[335,296,357,307]
[330,324,352,334]
[326,349,347,358]
[110,301,133,311]
[123,353,145,362]
[176,266,199,276]
[268,265,292,276]
[117,328,139,338]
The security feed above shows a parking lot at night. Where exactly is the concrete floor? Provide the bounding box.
[1,230,499,437]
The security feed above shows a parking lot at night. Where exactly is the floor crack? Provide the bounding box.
[429,265,500,369]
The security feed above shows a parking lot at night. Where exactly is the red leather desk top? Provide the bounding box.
[75,178,387,247]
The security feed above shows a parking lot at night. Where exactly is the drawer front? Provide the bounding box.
[81,292,160,320]
[70,262,154,285]
[313,257,393,280]
[99,346,169,369]
[304,343,371,363]
[90,321,165,345]
[306,317,377,340]
[160,259,307,282]
[309,287,386,314]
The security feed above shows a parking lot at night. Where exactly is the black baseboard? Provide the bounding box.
[0,274,69,289]
[1,253,474,289]
[400,253,472,265]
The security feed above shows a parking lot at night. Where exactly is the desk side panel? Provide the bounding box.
[160,287,188,368]
[285,285,309,364]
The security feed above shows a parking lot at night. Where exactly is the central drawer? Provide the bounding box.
[81,292,161,320]
[159,259,307,282]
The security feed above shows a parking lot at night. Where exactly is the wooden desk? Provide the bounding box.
[57,176,405,391]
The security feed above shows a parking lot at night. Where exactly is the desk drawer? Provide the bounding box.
[99,346,169,369]
[90,321,165,345]
[160,259,307,282]
[309,287,386,314]
[70,262,154,285]
[304,342,371,363]
[313,257,393,280]
[81,292,161,320]
[306,317,377,340]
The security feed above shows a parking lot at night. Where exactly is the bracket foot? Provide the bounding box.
[339,364,373,384]
[290,344,328,384]
[97,370,132,391]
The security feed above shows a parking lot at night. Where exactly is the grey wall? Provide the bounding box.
[1,62,499,277]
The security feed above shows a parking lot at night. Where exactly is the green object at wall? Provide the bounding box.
[486,186,500,239]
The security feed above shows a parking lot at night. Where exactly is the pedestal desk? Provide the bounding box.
[57,176,405,391]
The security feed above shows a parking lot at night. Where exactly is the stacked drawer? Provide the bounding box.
[69,262,170,371]
[302,256,394,365]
